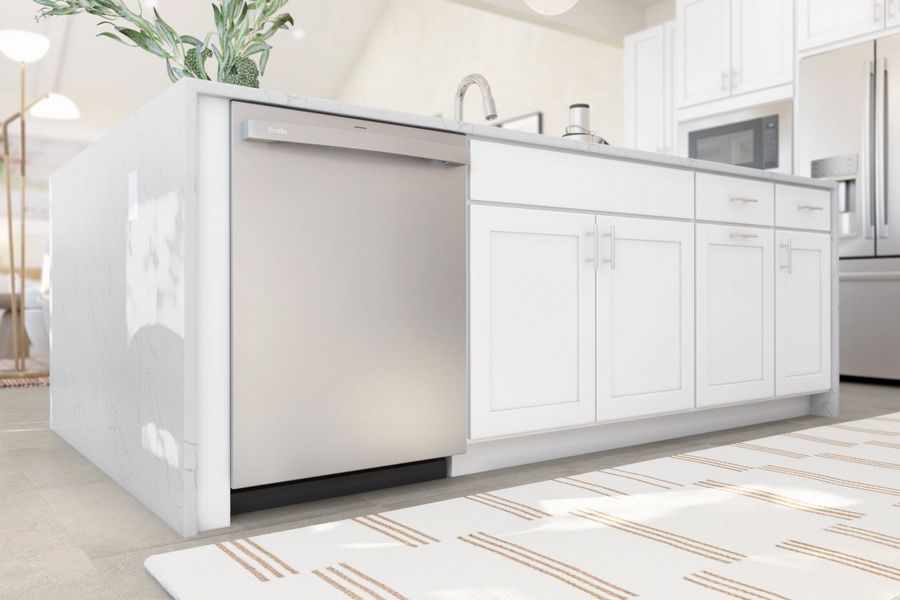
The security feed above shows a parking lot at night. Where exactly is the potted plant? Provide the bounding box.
[34,0,294,88]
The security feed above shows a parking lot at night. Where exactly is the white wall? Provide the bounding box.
[337,0,624,142]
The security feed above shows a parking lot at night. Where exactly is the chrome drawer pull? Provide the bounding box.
[730,197,760,204]
[729,232,759,239]
[798,204,824,211]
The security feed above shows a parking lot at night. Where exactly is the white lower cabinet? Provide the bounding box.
[596,216,695,420]
[696,224,775,407]
[775,231,832,396]
[469,205,596,439]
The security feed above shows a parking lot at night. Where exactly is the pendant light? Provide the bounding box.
[523,0,579,16]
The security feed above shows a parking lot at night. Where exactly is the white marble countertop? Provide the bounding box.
[184,79,833,190]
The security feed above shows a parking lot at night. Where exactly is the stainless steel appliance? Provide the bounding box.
[230,101,468,490]
[688,114,779,169]
[679,102,792,173]
[798,36,900,380]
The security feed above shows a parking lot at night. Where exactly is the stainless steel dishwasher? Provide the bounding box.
[230,101,468,492]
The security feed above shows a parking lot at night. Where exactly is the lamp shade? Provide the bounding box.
[0,30,50,64]
[30,94,80,120]
[523,0,579,15]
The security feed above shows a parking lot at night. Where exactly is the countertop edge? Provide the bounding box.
[145,79,837,191]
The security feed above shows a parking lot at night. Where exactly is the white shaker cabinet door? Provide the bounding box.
[677,0,731,107]
[796,0,884,52]
[696,224,775,407]
[596,217,695,420]
[731,0,793,95]
[470,205,596,439]
[625,25,667,152]
[775,231,832,396]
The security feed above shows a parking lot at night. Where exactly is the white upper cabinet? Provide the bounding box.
[797,0,885,51]
[731,0,794,94]
[677,0,732,106]
[776,231,832,396]
[676,0,793,108]
[696,224,775,407]
[469,205,596,439]
[624,22,677,154]
[889,0,900,27]
[596,216,695,421]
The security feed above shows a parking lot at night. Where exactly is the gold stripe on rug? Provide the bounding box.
[816,453,900,470]
[554,476,630,497]
[325,563,407,600]
[241,538,298,575]
[339,563,409,600]
[464,494,542,521]
[352,516,421,547]
[601,467,683,489]
[359,515,434,546]
[471,531,635,599]
[684,570,791,600]
[571,509,745,563]
[231,540,284,579]
[458,534,630,600]
[368,514,440,544]
[825,524,900,550]
[782,432,857,447]
[478,492,551,517]
[313,569,365,599]
[777,540,900,581]
[695,480,864,520]
[829,424,900,437]
[866,440,900,450]
[216,542,268,582]
[731,442,809,459]
[0,375,49,389]
[671,454,752,472]
[759,465,900,497]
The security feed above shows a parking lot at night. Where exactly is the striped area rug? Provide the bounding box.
[146,413,900,599]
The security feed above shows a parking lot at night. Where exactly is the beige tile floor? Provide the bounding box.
[1,383,898,599]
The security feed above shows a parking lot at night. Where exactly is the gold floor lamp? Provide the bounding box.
[0,30,79,375]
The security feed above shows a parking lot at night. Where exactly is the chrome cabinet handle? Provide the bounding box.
[731,68,740,88]
[729,232,759,239]
[780,239,793,274]
[876,0,883,22]
[798,204,825,211]
[730,197,760,204]
[603,226,616,270]
[721,71,728,91]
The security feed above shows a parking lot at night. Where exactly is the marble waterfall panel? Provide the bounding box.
[50,84,199,536]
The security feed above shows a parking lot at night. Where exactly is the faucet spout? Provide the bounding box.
[454,74,498,122]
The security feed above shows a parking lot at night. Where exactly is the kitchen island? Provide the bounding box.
[50,79,837,537]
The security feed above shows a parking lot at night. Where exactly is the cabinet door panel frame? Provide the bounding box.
[469,205,596,439]
[696,224,775,407]
[596,216,695,420]
[775,230,832,396]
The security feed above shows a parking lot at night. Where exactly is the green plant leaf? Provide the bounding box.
[180,35,202,47]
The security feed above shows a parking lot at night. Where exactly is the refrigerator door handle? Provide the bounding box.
[876,58,889,239]
[863,60,877,240]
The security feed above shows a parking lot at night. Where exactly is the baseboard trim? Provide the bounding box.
[231,458,448,514]
[841,375,900,387]
[450,396,811,477]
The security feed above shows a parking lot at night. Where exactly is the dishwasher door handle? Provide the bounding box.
[241,119,469,165]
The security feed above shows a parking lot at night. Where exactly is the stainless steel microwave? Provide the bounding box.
[688,115,779,169]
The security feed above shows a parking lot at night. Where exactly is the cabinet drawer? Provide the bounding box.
[696,173,774,226]
[775,185,831,231]
[470,139,694,219]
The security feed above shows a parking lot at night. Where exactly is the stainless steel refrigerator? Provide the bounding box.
[798,36,900,381]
